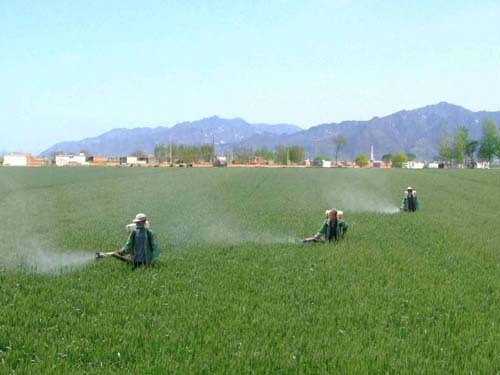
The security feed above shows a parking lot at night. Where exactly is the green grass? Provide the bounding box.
[0,167,499,374]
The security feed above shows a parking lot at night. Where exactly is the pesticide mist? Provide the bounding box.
[0,238,95,273]
[344,194,400,213]
[323,175,400,214]
[166,215,296,249]
[0,176,95,273]
[327,189,400,214]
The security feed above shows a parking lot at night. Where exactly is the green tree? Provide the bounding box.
[154,143,168,163]
[333,134,347,165]
[354,153,369,168]
[453,126,469,166]
[313,156,331,162]
[233,147,254,164]
[275,146,287,165]
[275,145,305,165]
[288,145,305,164]
[465,140,478,167]
[478,119,499,163]
[254,147,274,161]
[180,145,195,163]
[199,144,214,162]
[392,153,408,168]
[438,131,453,167]
[170,144,180,163]
[167,144,215,164]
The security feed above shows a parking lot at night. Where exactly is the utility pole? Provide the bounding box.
[286,147,290,167]
[168,133,173,165]
[212,135,215,164]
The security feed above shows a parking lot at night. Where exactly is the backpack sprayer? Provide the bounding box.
[126,221,150,233]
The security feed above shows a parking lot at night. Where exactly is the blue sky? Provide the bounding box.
[1,0,499,154]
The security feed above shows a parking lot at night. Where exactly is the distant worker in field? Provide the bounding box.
[96,213,159,268]
[302,208,348,243]
[401,186,419,212]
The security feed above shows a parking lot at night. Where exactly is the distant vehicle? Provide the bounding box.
[310,159,323,167]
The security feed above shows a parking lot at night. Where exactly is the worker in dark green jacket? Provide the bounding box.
[302,209,348,243]
[96,213,159,268]
[401,186,419,212]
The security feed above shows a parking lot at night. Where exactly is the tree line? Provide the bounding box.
[354,119,499,168]
[438,119,499,167]
[151,143,305,165]
[229,145,306,165]
[152,144,214,164]
[144,119,499,167]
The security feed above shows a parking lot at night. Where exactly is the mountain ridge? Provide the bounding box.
[41,103,500,160]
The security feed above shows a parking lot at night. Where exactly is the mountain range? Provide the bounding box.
[41,102,500,160]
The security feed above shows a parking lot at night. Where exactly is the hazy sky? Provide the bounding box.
[1,0,499,154]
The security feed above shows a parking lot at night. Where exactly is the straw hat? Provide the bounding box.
[132,213,148,223]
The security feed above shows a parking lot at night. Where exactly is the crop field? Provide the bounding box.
[0,167,499,374]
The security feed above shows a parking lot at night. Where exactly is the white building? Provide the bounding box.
[136,158,148,166]
[3,153,28,166]
[403,161,425,169]
[55,153,88,166]
[322,160,332,168]
[126,156,138,165]
[118,156,151,166]
[475,161,490,169]
[427,162,440,169]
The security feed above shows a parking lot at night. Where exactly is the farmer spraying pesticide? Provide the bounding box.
[401,186,419,212]
[96,213,159,268]
[302,208,348,243]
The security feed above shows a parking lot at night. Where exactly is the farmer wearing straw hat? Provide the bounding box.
[96,213,159,267]
[401,186,419,212]
[302,208,348,243]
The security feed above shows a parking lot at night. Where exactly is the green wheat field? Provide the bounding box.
[1,167,499,374]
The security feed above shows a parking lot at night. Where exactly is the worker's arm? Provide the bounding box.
[314,220,328,240]
[339,220,348,238]
[120,232,135,255]
[149,230,160,262]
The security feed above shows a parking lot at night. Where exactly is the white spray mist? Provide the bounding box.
[324,175,400,214]
[0,238,94,273]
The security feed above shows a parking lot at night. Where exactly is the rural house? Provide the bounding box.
[3,153,45,166]
[55,153,88,166]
